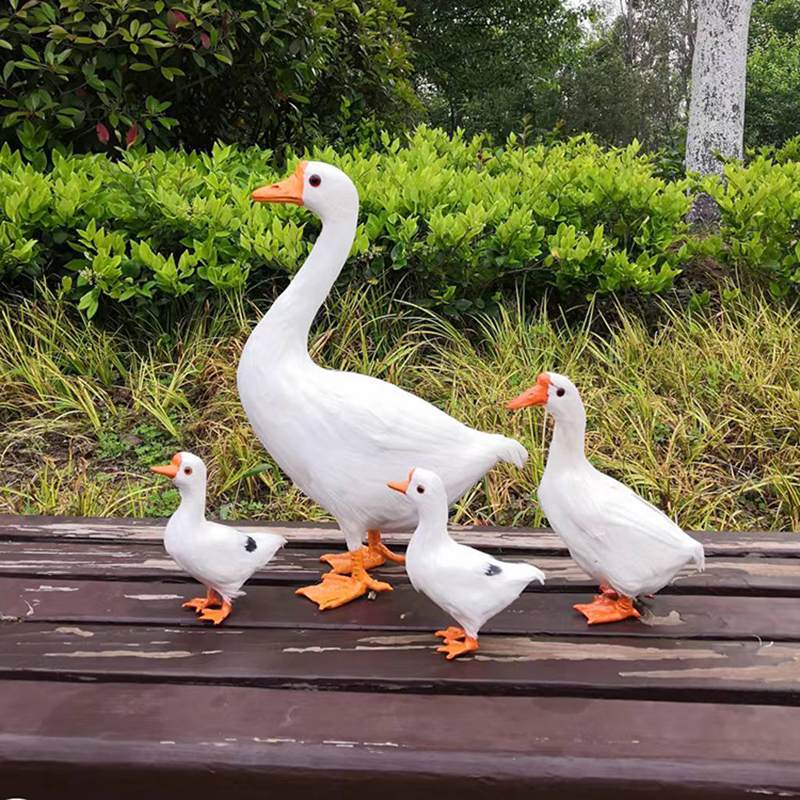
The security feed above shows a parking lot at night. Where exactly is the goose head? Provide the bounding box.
[387,467,447,511]
[506,371,585,425]
[150,451,207,495]
[251,160,358,224]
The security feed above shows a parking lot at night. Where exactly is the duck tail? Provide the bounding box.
[692,541,705,572]
[251,533,287,567]
[523,564,546,586]
[506,561,545,587]
[494,435,528,469]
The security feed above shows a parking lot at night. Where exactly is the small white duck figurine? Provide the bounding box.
[239,161,527,610]
[507,372,705,625]
[388,467,545,659]
[150,452,286,624]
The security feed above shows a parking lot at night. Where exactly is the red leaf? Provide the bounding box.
[76,86,87,99]
[167,9,188,31]
[126,123,138,148]
[96,122,109,144]
[221,12,230,32]
[199,31,211,48]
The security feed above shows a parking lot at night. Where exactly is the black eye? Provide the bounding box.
[309,174,321,187]
[556,388,565,397]
[184,467,192,475]
[417,485,425,494]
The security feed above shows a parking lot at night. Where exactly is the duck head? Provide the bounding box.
[506,371,585,425]
[150,451,207,495]
[251,160,358,224]
[387,467,447,512]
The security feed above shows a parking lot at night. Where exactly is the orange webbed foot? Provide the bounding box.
[320,530,405,574]
[436,636,478,660]
[596,584,619,601]
[574,595,640,625]
[182,587,221,614]
[298,550,393,610]
[198,600,232,625]
[435,626,466,643]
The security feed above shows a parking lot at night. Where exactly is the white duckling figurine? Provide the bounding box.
[240,161,527,610]
[507,372,705,625]
[388,467,545,659]
[150,452,286,624]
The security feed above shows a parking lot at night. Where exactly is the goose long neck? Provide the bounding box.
[547,413,588,470]
[255,213,357,360]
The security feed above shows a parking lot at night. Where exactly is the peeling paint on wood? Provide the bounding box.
[472,639,727,663]
[44,649,196,659]
[639,609,685,627]
[123,593,183,601]
[53,626,94,638]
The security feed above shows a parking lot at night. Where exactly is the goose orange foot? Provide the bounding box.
[573,594,641,625]
[320,530,405,574]
[198,600,232,625]
[182,587,221,613]
[435,626,466,644]
[437,635,478,660]
[297,549,393,611]
[593,584,619,602]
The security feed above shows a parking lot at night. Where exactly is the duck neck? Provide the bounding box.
[410,503,451,548]
[547,413,588,471]
[173,483,207,525]
[254,213,357,361]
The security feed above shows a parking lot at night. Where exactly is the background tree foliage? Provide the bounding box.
[0,0,798,165]
[402,0,583,141]
[558,1,695,149]
[747,0,800,147]
[0,0,418,160]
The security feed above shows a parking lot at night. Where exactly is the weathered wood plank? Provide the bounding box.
[0,540,797,596]
[0,682,800,800]
[4,682,800,800]
[3,576,799,641]
[1,514,798,557]
[1,622,799,704]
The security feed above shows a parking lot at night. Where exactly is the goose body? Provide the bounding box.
[389,468,545,659]
[151,452,285,623]
[508,373,704,624]
[239,161,526,609]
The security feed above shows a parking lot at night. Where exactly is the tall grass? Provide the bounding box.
[1,287,799,530]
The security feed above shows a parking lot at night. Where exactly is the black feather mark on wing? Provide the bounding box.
[485,563,502,576]
[245,536,257,553]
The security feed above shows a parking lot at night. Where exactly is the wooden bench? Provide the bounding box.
[1,515,799,799]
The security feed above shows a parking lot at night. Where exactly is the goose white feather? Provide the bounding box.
[390,468,544,658]
[239,161,527,607]
[508,372,704,623]
[152,452,285,622]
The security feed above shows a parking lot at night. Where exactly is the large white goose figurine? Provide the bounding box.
[240,161,528,610]
[507,372,705,624]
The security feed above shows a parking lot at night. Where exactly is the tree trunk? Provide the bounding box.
[685,0,754,225]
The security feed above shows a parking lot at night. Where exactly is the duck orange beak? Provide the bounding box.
[506,373,552,409]
[251,161,307,205]
[150,453,181,479]
[387,469,415,494]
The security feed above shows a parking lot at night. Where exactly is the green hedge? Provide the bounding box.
[1,126,798,318]
[705,148,800,296]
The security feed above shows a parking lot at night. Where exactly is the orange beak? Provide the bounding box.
[506,373,552,409]
[251,161,307,205]
[150,453,181,479]
[387,469,414,494]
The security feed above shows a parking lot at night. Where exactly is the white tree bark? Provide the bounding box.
[685,0,754,223]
